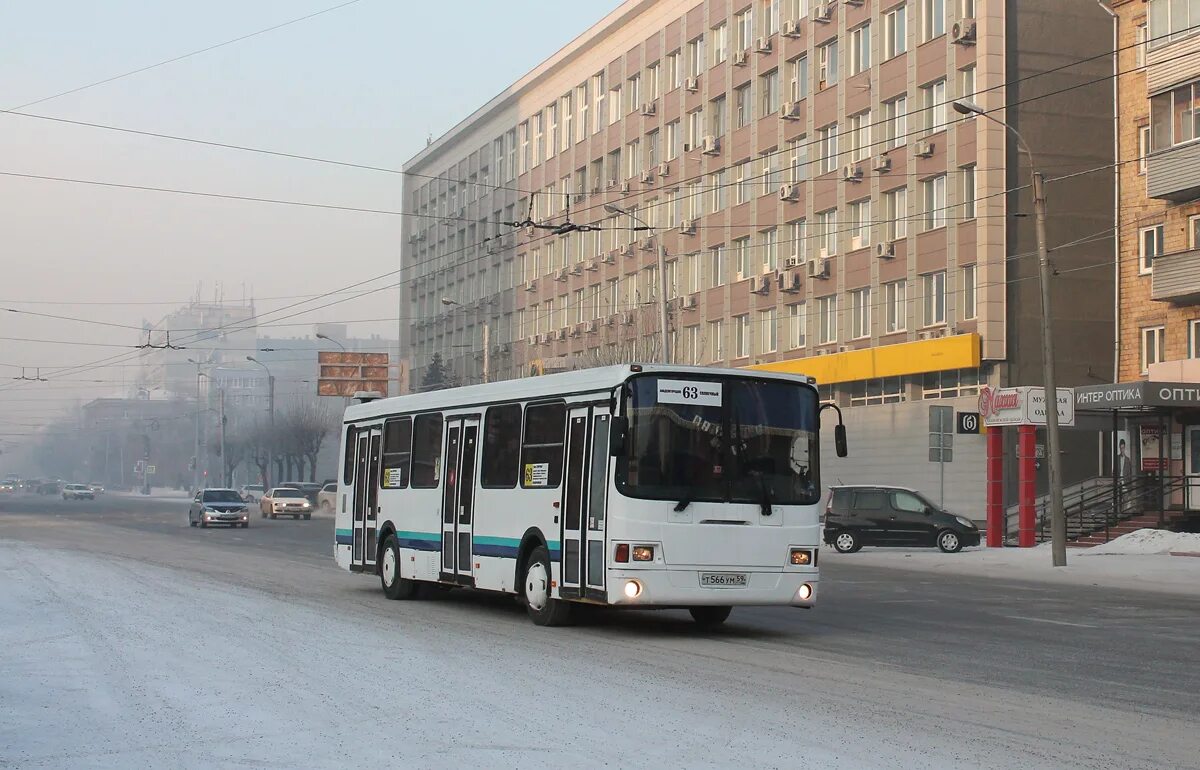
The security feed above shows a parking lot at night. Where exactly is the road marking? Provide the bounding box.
[1004,615,1099,629]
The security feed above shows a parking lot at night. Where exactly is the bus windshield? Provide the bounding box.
[616,374,821,506]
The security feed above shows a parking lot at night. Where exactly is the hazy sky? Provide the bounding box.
[0,0,618,446]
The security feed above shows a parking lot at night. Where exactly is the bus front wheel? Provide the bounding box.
[522,545,572,627]
[380,535,418,600]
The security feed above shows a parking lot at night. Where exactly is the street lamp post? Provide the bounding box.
[315,332,346,352]
[246,356,275,490]
[604,203,671,363]
[953,99,1066,567]
[442,297,489,383]
[187,358,206,493]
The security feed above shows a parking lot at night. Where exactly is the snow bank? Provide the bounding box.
[1078,528,1200,556]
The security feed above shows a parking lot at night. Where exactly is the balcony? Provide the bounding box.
[1147,141,1200,202]
[1151,248,1200,304]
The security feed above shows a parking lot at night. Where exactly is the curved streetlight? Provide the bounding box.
[315,332,346,352]
[953,99,1065,567]
[604,202,670,363]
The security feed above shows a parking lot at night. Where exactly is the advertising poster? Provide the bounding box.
[1140,424,1163,472]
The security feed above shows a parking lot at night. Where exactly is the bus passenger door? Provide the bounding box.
[561,405,610,600]
[351,427,381,572]
[440,417,479,585]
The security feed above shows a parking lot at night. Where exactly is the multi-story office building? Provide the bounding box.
[402,0,1114,514]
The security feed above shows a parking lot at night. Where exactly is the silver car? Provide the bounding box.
[190,488,250,528]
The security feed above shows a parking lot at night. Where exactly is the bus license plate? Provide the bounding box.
[700,572,748,588]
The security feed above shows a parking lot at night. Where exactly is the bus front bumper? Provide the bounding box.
[605,568,818,608]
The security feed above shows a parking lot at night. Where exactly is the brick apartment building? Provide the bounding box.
[401,0,1114,516]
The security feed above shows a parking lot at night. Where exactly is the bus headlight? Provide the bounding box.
[632,546,654,562]
[789,548,813,566]
[623,580,642,599]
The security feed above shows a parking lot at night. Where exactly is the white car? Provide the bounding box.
[62,484,95,500]
[318,483,338,513]
[259,488,313,519]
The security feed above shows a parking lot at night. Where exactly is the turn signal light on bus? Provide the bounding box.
[615,543,630,563]
[790,549,813,566]
[632,546,654,562]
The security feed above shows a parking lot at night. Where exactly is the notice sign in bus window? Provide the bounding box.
[656,379,722,407]
[523,463,550,487]
[382,468,404,488]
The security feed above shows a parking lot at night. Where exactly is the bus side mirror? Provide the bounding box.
[609,416,628,456]
[834,424,848,458]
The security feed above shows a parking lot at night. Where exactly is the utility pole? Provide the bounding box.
[247,356,275,490]
[955,99,1066,566]
[219,387,227,488]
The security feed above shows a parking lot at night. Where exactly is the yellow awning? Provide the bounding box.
[747,333,981,385]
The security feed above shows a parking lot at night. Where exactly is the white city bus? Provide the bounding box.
[334,364,846,626]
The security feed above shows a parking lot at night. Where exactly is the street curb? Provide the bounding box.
[1168,551,1200,558]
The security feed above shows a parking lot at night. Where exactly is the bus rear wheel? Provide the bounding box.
[380,535,418,600]
[522,545,572,627]
[689,606,732,627]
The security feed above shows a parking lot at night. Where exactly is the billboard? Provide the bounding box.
[317,351,389,397]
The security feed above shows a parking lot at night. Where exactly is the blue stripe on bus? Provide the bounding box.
[334,528,353,545]
[353,530,563,560]
[396,530,441,552]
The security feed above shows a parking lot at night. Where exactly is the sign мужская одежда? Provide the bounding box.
[978,385,1076,427]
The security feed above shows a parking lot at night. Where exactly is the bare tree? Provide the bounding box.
[275,399,336,482]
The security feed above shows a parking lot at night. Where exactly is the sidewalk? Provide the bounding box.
[824,531,1200,597]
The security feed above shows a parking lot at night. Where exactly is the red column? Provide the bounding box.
[1018,425,1037,547]
[986,426,1004,547]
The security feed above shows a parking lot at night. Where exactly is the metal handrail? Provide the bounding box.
[1037,475,1189,543]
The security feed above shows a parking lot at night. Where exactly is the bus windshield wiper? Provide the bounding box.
[673,498,692,512]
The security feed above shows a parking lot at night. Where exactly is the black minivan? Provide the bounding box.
[824,485,981,554]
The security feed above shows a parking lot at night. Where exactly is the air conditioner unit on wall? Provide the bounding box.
[781,102,803,120]
[952,19,977,45]
[813,3,833,23]
[807,259,830,279]
[876,241,896,259]
[874,154,893,173]
[641,101,657,116]
[914,141,935,158]
[782,20,802,37]
[685,77,699,92]
[779,184,801,202]
[755,37,772,53]
[842,164,863,182]
[701,135,721,156]
[733,50,749,66]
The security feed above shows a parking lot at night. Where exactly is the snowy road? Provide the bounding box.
[2,495,1199,768]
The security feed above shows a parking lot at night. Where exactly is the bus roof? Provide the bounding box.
[343,364,817,423]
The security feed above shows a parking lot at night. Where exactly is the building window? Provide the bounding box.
[710,95,727,137]
[817,296,838,344]
[760,69,781,116]
[734,236,752,278]
[688,36,706,78]
[763,0,781,36]
[922,79,947,134]
[922,271,947,326]
[712,23,729,64]
[627,75,640,114]
[884,96,908,149]
[850,288,871,339]
[789,137,808,182]
[608,85,622,125]
[734,314,751,358]
[850,23,871,75]
[884,4,908,60]
[922,369,981,399]
[735,84,752,128]
[962,263,977,319]
[884,186,908,241]
[1136,23,1148,66]
[789,56,809,101]
[1190,214,1200,247]
[709,319,725,361]
[818,39,839,87]
[665,120,680,160]
[710,245,725,287]
[790,219,808,262]
[1151,80,1200,154]
[923,175,947,231]
[1139,125,1151,174]
[666,51,681,91]
[711,169,728,211]
[884,280,907,333]
[735,160,753,204]
[959,64,976,107]
[923,0,946,41]
[593,72,606,132]
[1140,224,1164,274]
[817,209,838,255]
[1189,319,1200,358]
[762,152,781,194]
[850,377,907,406]
[819,123,839,174]
[1141,326,1166,373]
[759,308,778,353]
[849,198,871,250]
[761,227,779,270]
[848,111,872,162]
[1148,0,1200,50]
[788,303,806,348]
[687,109,705,147]
[736,8,755,52]
[647,62,660,100]
[961,165,976,219]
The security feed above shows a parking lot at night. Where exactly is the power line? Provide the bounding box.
[9,0,370,111]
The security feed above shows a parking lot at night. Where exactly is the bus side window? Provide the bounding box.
[481,404,522,488]
[381,417,413,489]
[411,413,443,489]
[520,402,566,489]
[343,427,358,484]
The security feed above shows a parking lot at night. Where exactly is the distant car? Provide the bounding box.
[317,483,337,513]
[823,485,981,554]
[38,480,61,495]
[189,488,250,528]
[239,484,264,503]
[62,483,95,501]
[259,487,313,519]
[0,481,13,494]
[280,481,323,505]
[87,483,105,497]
